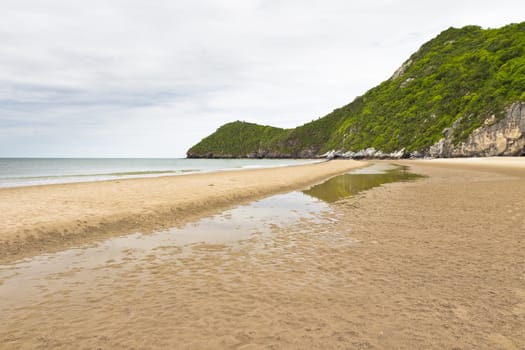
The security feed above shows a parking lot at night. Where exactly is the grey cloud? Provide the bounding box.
[1,0,524,157]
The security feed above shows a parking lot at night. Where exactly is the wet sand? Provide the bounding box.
[1,158,524,349]
[0,160,364,263]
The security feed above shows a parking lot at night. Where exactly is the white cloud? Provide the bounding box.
[1,0,524,157]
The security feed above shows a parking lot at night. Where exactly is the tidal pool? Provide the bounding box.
[0,191,330,307]
[303,163,424,202]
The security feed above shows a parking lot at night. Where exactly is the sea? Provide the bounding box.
[0,158,322,188]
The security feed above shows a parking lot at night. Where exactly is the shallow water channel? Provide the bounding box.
[304,163,423,202]
[0,163,422,308]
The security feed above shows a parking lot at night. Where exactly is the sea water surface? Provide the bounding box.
[0,158,321,188]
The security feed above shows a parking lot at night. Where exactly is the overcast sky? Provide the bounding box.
[1,0,523,157]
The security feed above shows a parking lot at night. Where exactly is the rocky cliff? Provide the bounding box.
[429,102,525,157]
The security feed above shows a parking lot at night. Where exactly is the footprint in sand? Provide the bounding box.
[452,306,469,320]
[512,288,525,316]
[488,333,517,350]
[513,302,525,316]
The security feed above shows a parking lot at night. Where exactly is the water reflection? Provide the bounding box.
[303,163,423,202]
[0,191,329,306]
[0,163,420,308]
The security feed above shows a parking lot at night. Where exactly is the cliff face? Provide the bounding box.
[429,102,525,157]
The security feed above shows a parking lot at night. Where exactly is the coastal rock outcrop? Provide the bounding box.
[319,148,409,160]
[429,102,525,157]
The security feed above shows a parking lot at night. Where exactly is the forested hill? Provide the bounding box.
[187,22,525,159]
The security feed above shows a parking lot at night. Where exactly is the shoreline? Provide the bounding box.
[0,160,365,263]
[0,158,325,189]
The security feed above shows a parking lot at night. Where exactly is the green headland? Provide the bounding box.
[188,22,525,159]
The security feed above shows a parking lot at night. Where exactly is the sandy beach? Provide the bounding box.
[1,158,524,349]
[0,160,364,262]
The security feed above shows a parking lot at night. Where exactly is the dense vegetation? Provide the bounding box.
[187,121,288,158]
[188,22,525,158]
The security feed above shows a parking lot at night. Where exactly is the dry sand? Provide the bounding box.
[0,160,364,262]
[1,158,524,349]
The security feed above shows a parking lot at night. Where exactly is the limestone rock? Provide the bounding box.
[429,102,525,157]
[391,59,413,80]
